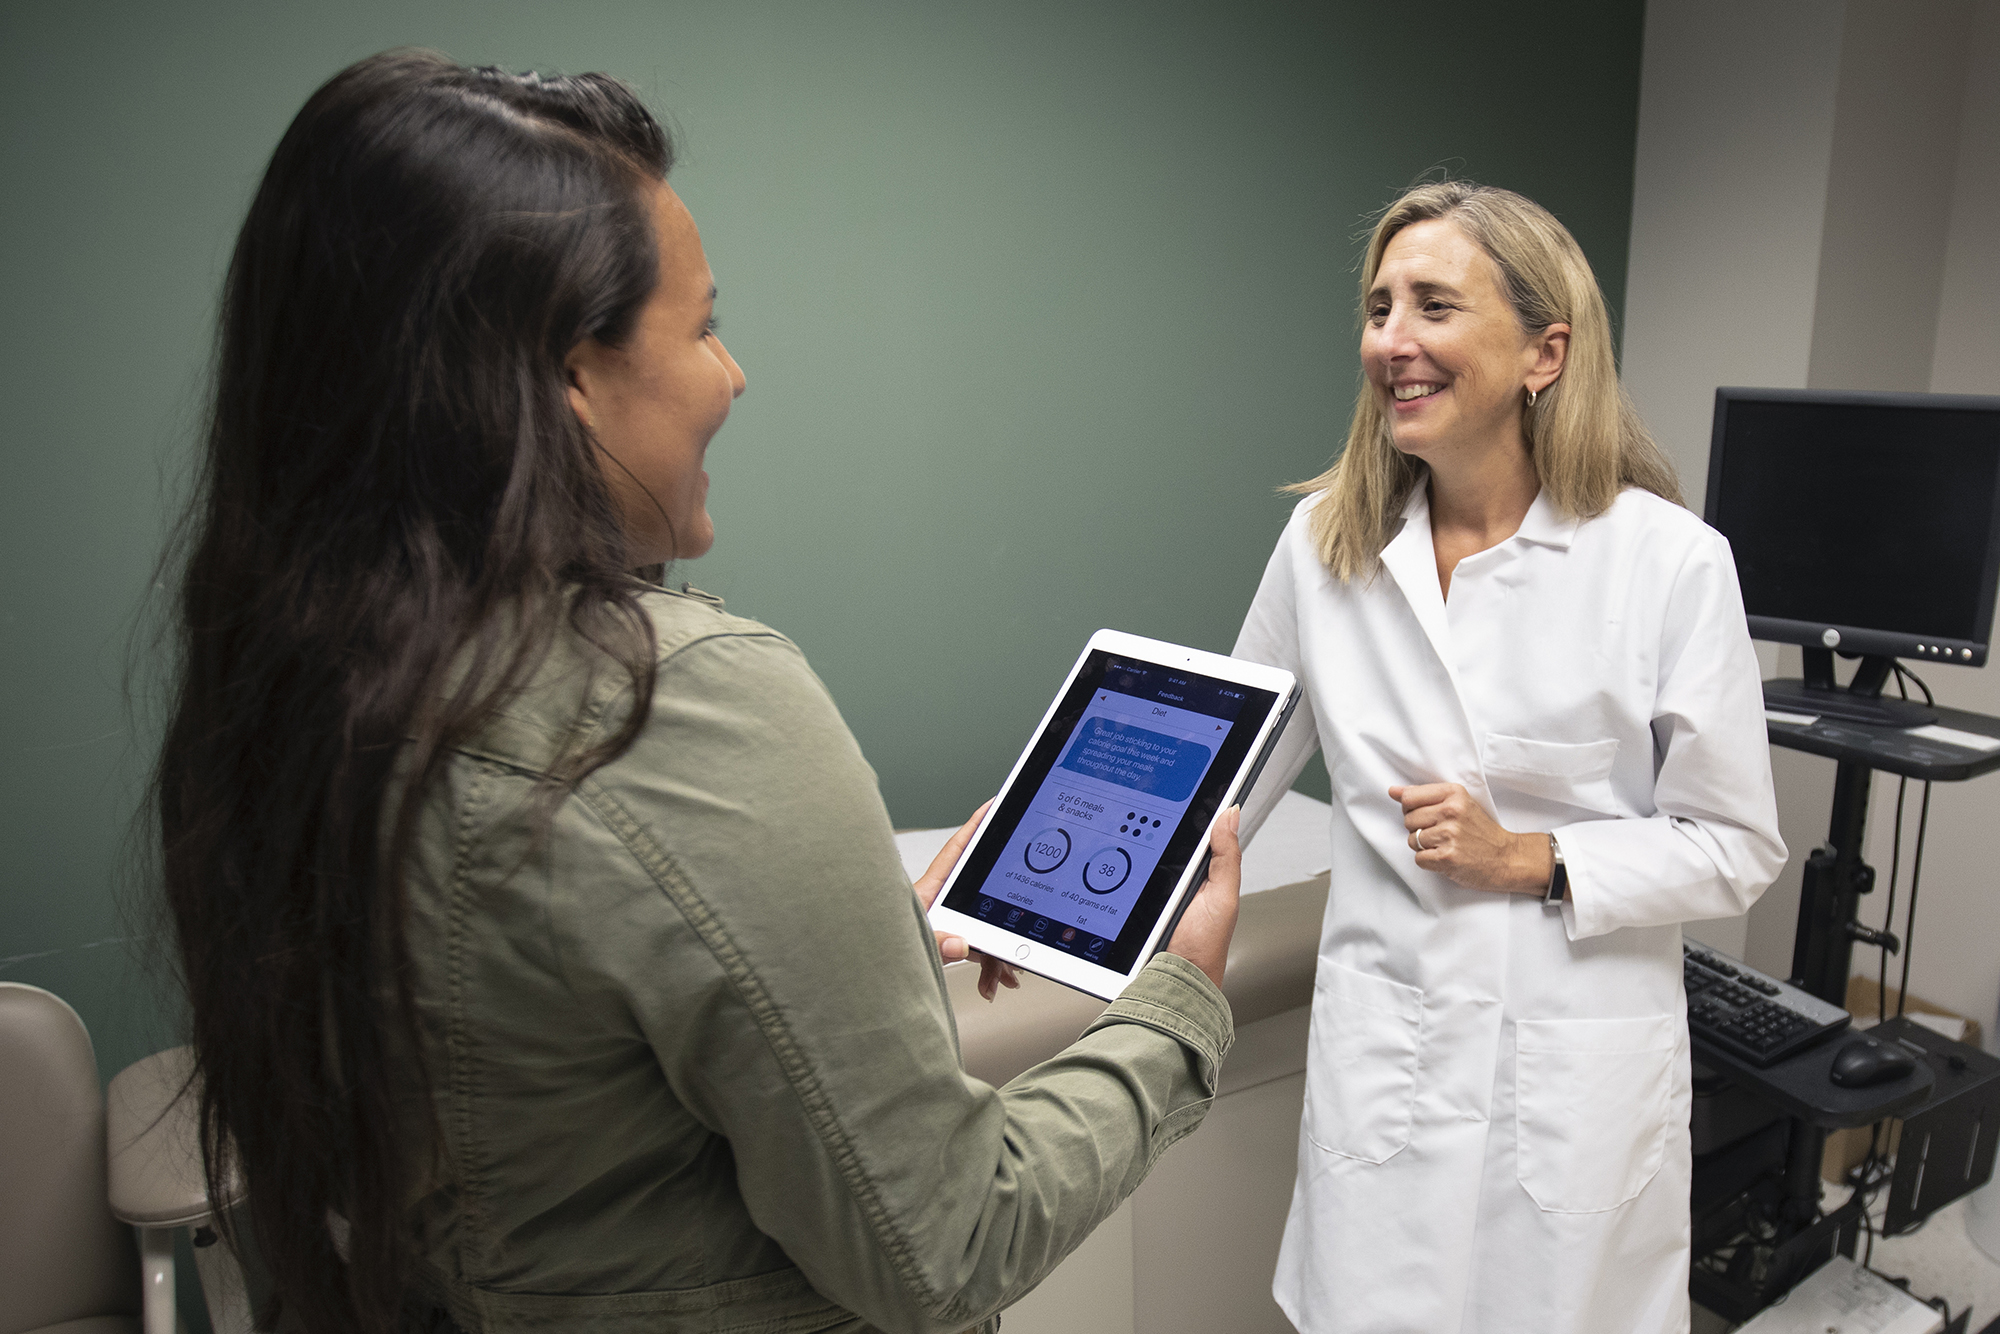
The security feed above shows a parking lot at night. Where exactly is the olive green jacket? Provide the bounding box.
[402,587,1235,1333]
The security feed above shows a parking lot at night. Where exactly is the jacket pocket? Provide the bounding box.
[1481,733,1619,808]
[1304,963,1424,1164]
[1514,1014,1676,1213]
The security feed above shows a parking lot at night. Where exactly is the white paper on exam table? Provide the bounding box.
[1734,1254,1943,1334]
[897,789,1334,897]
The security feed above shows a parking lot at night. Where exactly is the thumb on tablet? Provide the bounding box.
[1165,806,1241,991]
[913,799,994,911]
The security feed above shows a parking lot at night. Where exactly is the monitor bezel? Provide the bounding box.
[1703,386,2000,668]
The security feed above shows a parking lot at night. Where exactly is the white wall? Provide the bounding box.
[1622,0,2000,1040]
[1621,0,1848,960]
[1894,0,2000,1044]
[1807,1,1977,393]
[1621,0,1844,499]
[1933,0,2000,398]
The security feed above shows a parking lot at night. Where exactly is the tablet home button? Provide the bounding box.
[1015,944,1032,962]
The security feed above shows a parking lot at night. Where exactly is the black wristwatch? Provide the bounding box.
[1543,833,1568,904]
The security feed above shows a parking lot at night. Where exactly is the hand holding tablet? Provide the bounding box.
[928,630,1298,1001]
[1164,805,1243,990]
[922,801,1245,997]
[911,800,1021,999]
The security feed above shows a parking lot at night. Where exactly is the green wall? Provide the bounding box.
[1,4,1642,1319]
[1,0,1644,1079]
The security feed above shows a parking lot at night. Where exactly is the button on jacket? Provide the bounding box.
[402,586,1234,1333]
[1233,486,1784,1334]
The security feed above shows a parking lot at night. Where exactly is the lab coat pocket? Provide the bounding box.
[1514,1014,1676,1213]
[1305,963,1424,1164]
[1481,734,1620,810]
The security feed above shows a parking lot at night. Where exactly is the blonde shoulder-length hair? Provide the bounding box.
[1294,180,1682,583]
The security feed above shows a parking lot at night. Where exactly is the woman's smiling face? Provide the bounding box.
[565,182,746,565]
[1361,217,1555,469]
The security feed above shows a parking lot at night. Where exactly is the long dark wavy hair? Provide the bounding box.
[153,50,673,1332]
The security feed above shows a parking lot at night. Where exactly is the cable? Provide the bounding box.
[1893,662,1935,706]
[1859,1145,1877,1268]
[1853,666,1904,1271]
[1873,667,1921,1020]
[1881,775,1907,1024]
[1851,665,1953,1310]
[1886,664,1935,1020]
[1897,780,1932,1020]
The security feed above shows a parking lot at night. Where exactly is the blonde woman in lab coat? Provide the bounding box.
[1234,181,1787,1334]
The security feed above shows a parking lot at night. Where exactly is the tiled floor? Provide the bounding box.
[1694,1184,2000,1332]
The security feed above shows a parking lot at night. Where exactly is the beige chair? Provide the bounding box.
[0,981,141,1334]
[938,874,1329,1334]
[105,1047,251,1334]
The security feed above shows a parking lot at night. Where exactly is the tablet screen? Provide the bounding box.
[938,650,1279,974]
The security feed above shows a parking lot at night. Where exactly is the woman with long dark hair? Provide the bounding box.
[156,50,1242,1334]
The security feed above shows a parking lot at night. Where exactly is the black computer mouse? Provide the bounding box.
[1829,1037,1918,1088]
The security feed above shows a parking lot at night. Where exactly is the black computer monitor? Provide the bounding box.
[1703,387,2000,726]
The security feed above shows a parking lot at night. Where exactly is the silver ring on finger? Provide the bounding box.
[1415,828,1426,851]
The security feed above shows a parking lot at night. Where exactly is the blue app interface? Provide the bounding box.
[971,662,1246,949]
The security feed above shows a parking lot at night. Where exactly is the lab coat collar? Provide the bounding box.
[1511,486,1580,551]
[1377,483,1578,633]
[1376,485,1482,765]
[1379,485,1452,664]
[1392,481,1579,552]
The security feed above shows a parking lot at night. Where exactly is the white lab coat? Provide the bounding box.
[1233,484,1785,1334]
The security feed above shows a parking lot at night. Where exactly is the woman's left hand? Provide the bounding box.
[1390,783,1552,895]
[913,800,1019,1000]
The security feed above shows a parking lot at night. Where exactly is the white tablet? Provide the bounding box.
[928,629,1299,1001]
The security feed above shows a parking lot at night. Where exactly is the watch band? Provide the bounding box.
[1543,832,1568,904]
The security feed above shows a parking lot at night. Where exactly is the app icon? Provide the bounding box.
[1086,938,1106,958]
[1061,927,1077,943]
[1029,916,1051,938]
[1005,907,1024,927]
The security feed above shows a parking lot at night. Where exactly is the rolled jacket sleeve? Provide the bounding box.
[1556,531,1788,939]
[564,629,1233,1334]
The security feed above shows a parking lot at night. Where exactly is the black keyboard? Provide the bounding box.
[1685,943,1852,1068]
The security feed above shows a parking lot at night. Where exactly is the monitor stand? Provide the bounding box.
[1763,649,1938,728]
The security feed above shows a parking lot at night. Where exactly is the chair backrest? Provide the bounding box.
[0,982,140,1334]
